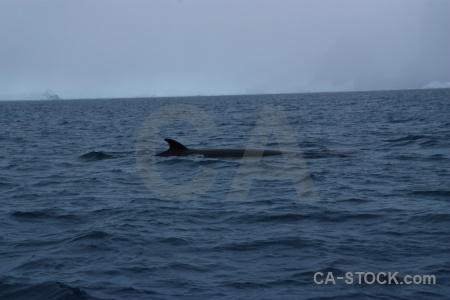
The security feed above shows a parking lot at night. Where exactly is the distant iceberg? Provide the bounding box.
[0,90,62,100]
[422,82,450,89]
[41,90,62,100]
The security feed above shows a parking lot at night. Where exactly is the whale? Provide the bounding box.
[155,138,284,158]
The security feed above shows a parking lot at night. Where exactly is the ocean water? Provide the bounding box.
[0,89,449,299]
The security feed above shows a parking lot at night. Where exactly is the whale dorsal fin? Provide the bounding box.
[165,138,188,150]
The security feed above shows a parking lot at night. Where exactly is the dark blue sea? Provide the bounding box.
[1,89,449,299]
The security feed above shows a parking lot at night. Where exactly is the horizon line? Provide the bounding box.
[1,87,449,102]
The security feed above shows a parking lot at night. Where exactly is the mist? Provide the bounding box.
[1,0,449,99]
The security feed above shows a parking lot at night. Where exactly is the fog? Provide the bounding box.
[1,0,449,99]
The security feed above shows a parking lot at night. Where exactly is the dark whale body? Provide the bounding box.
[156,138,283,158]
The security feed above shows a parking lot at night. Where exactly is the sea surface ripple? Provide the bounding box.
[1,90,449,299]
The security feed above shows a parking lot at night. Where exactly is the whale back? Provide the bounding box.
[156,138,285,158]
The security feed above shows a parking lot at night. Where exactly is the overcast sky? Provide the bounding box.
[1,0,449,99]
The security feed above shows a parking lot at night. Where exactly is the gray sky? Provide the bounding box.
[1,0,449,99]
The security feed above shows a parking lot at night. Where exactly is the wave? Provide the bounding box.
[0,181,16,188]
[412,190,450,197]
[226,211,381,225]
[407,213,450,223]
[71,230,112,242]
[384,134,427,143]
[79,151,115,161]
[381,134,444,150]
[0,280,106,300]
[10,210,82,222]
[302,149,354,159]
[214,236,312,252]
[426,154,447,160]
